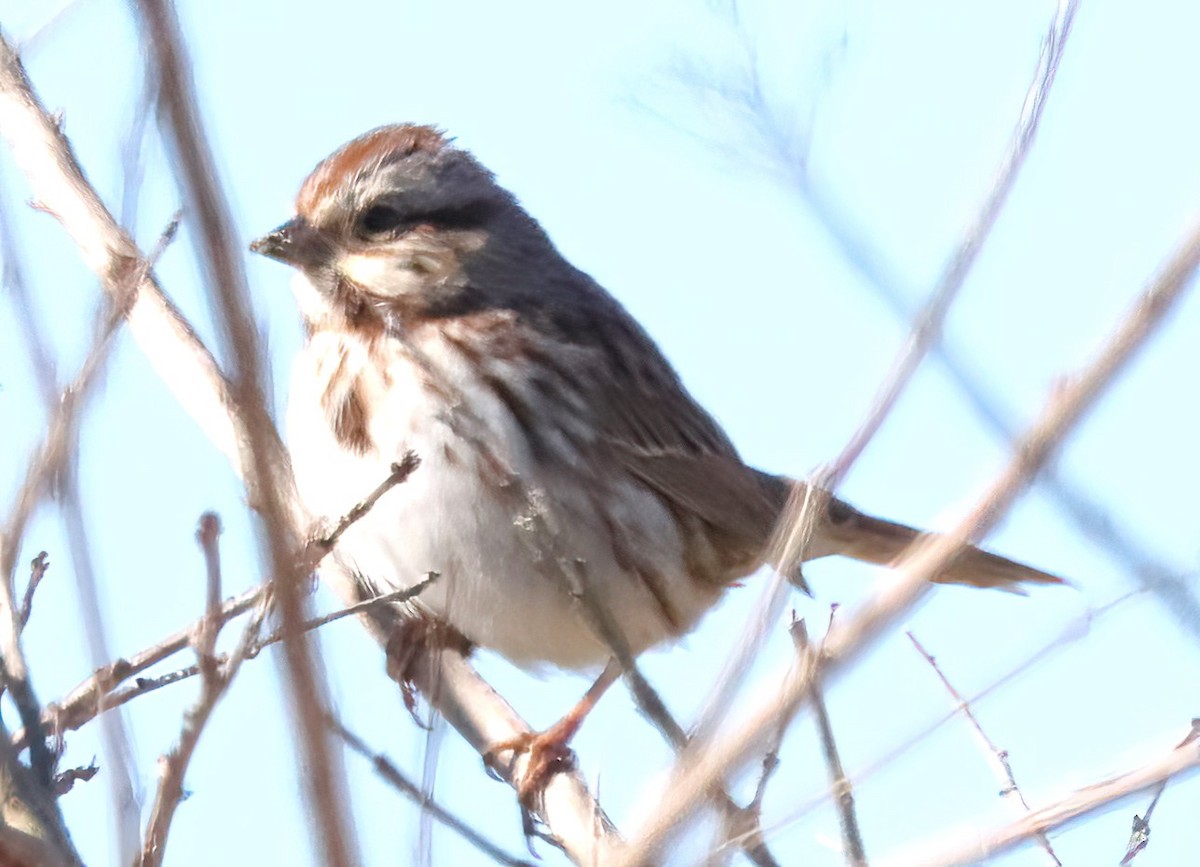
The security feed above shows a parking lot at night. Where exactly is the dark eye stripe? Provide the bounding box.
[358,204,405,234]
[357,199,497,238]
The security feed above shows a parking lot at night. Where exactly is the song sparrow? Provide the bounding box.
[252,124,1059,792]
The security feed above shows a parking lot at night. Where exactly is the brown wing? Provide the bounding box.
[568,303,786,582]
[562,298,1061,592]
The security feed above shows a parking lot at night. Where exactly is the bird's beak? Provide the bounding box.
[250,217,333,269]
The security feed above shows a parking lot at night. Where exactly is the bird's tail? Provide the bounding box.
[817,499,1064,589]
[755,472,1064,590]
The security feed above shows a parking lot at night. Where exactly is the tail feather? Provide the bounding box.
[821,498,1064,589]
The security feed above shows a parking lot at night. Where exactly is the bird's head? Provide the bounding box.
[251,124,541,328]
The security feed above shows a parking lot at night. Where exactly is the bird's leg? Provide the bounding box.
[384,613,471,721]
[488,658,622,807]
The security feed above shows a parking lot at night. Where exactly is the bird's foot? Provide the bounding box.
[486,714,581,810]
[384,614,470,722]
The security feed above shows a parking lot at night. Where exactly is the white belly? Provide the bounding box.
[286,331,721,670]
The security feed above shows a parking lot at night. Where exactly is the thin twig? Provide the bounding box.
[194,513,223,679]
[906,631,1060,866]
[829,0,1079,479]
[0,181,166,858]
[734,1,1200,642]
[17,0,88,53]
[329,715,534,867]
[888,721,1200,867]
[20,553,49,628]
[139,519,270,867]
[1118,722,1199,865]
[793,616,866,865]
[524,535,777,864]
[687,1,1083,751]
[32,584,265,744]
[34,218,178,863]
[41,581,441,768]
[0,33,244,468]
[32,460,431,743]
[132,5,355,861]
[311,452,420,556]
[0,26,628,862]
[1119,788,1159,865]
[250,574,439,657]
[619,221,1200,864]
[756,591,1143,841]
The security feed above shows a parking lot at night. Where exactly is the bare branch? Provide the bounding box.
[1119,786,1161,866]
[250,575,438,657]
[310,452,420,557]
[33,458,433,744]
[35,584,264,743]
[131,3,359,859]
[688,4,1084,758]
[55,576,441,733]
[736,1,1200,641]
[139,518,270,867]
[620,222,1200,863]
[194,513,223,679]
[0,33,244,470]
[1117,723,1199,865]
[892,721,1200,867]
[828,0,1079,479]
[794,617,866,866]
[907,631,1060,865]
[764,591,1143,837]
[19,553,48,629]
[329,715,535,867]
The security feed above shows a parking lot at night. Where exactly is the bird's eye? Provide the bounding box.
[358,203,406,236]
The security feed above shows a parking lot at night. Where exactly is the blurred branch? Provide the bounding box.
[764,590,1142,837]
[0,197,178,861]
[893,721,1200,867]
[36,584,265,742]
[130,3,355,861]
[687,0,1081,752]
[329,715,535,867]
[521,517,778,864]
[18,0,88,54]
[697,0,1200,641]
[1120,779,1167,865]
[140,515,272,867]
[795,616,866,866]
[47,575,441,735]
[620,221,1200,863]
[827,0,1079,479]
[19,552,48,628]
[907,631,1060,866]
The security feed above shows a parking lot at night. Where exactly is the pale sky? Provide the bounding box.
[0,1,1198,865]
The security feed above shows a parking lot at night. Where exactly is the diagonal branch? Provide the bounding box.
[907,631,1060,866]
[619,221,1200,864]
[690,0,1083,749]
[890,721,1200,867]
[329,715,535,867]
[139,515,272,867]
[129,4,355,862]
[826,0,1079,480]
[795,616,866,866]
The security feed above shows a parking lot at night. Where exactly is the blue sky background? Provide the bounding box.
[0,0,1197,864]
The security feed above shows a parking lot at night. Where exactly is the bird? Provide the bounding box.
[251,123,1061,801]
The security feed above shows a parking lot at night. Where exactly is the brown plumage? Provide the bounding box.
[253,124,1061,674]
